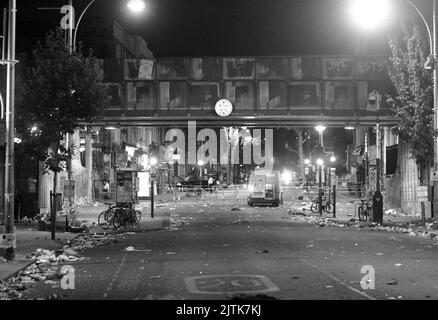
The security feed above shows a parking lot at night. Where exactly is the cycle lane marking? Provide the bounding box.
[300,258,376,300]
[103,238,134,299]
[261,230,377,300]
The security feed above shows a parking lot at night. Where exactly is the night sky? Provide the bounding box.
[0,0,432,57]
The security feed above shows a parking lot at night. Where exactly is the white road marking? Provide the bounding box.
[301,259,377,300]
[184,274,279,295]
[103,240,134,299]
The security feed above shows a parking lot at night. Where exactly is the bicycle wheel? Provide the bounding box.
[325,202,334,214]
[358,206,364,221]
[310,202,320,213]
[113,209,125,230]
[135,210,142,223]
[98,211,107,226]
[365,206,373,222]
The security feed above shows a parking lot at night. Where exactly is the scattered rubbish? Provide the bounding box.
[232,220,249,225]
[287,209,306,216]
[386,280,398,285]
[375,253,384,256]
[256,249,269,254]
[305,244,315,248]
[325,285,333,289]
[124,246,135,252]
[394,263,403,268]
[231,207,241,212]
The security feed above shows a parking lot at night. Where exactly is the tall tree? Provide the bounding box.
[387,30,435,222]
[16,28,109,237]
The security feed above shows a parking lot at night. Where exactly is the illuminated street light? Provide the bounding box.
[315,125,326,148]
[350,1,438,222]
[149,157,158,167]
[330,155,336,163]
[73,0,146,51]
[315,125,326,134]
[316,159,324,167]
[281,170,293,185]
[348,0,390,30]
[127,0,146,13]
[197,159,205,167]
[304,159,311,166]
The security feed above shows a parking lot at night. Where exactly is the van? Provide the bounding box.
[247,169,283,207]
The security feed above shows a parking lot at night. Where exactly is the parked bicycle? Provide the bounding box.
[98,201,142,229]
[112,202,142,229]
[357,198,373,222]
[310,196,334,214]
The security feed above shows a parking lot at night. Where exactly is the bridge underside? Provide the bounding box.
[94,114,398,128]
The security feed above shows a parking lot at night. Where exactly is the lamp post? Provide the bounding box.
[149,156,158,218]
[71,0,146,52]
[198,159,205,190]
[350,0,438,220]
[315,125,326,148]
[316,158,324,216]
[304,158,311,185]
[2,0,16,260]
[329,154,336,188]
[368,90,384,223]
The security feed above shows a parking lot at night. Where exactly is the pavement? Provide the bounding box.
[2,201,437,300]
[0,201,171,283]
[0,225,78,281]
[284,199,438,238]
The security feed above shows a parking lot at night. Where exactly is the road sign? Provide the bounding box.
[0,233,16,249]
[431,170,438,183]
[417,186,428,202]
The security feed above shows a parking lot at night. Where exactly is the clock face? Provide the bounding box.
[215,99,233,117]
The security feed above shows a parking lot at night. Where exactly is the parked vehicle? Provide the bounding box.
[247,169,283,207]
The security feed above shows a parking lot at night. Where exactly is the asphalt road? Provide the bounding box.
[21,202,438,300]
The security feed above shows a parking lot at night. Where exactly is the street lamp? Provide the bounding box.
[315,125,326,147]
[72,0,146,52]
[197,159,205,191]
[127,0,147,13]
[329,154,336,188]
[348,0,390,30]
[1,0,17,260]
[350,0,438,222]
[316,159,324,216]
[149,156,158,167]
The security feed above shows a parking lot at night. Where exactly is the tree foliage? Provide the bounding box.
[387,34,435,183]
[16,28,109,176]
